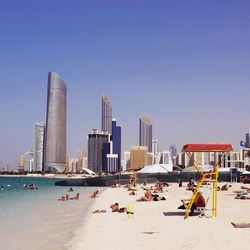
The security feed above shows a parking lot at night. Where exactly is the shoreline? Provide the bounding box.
[68,182,250,250]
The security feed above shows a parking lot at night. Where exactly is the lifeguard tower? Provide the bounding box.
[181,144,233,219]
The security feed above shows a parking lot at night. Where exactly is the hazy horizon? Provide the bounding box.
[0,1,249,169]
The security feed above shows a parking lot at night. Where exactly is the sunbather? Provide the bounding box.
[217,184,231,191]
[137,189,153,202]
[93,203,127,213]
[90,190,100,198]
[235,191,250,200]
[178,191,206,215]
[70,193,80,200]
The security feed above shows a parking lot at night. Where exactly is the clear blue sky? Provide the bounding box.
[0,0,249,169]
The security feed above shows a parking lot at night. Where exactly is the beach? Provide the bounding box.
[68,182,250,250]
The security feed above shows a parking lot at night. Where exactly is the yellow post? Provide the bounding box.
[127,203,134,219]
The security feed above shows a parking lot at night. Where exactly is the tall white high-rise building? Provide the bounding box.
[43,71,67,173]
[152,139,158,156]
[33,122,45,172]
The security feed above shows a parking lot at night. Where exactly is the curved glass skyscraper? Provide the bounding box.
[43,71,67,173]
[139,115,152,153]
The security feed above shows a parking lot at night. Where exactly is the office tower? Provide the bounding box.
[147,152,154,165]
[130,146,148,170]
[124,151,131,170]
[139,115,152,152]
[111,119,121,171]
[102,141,111,172]
[169,144,177,158]
[24,151,34,172]
[43,71,67,173]
[246,133,250,147]
[88,129,109,173]
[162,150,171,164]
[18,155,26,172]
[155,152,162,164]
[107,154,118,173]
[33,122,45,172]
[152,139,158,156]
[101,94,112,134]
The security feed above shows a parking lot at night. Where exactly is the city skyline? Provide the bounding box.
[0,1,249,169]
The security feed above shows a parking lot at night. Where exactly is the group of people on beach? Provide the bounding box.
[136,181,167,202]
[88,176,250,218]
[58,188,79,201]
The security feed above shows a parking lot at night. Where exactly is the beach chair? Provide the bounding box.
[196,197,210,218]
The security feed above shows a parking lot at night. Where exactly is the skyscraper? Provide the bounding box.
[33,122,45,172]
[101,94,112,134]
[43,71,67,173]
[111,119,121,171]
[88,129,109,173]
[130,146,148,170]
[139,115,152,152]
[152,139,159,156]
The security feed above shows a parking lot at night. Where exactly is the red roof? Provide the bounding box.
[182,144,233,152]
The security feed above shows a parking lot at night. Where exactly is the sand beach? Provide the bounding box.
[68,182,250,250]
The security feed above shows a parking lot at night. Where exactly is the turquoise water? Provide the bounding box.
[0,176,99,250]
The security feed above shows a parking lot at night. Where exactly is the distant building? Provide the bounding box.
[111,119,121,171]
[155,152,162,164]
[152,139,159,156]
[147,152,154,165]
[18,155,26,172]
[130,146,148,170]
[107,154,118,173]
[101,94,112,134]
[124,151,131,170]
[25,151,34,172]
[88,129,109,173]
[33,122,45,172]
[102,141,111,172]
[139,115,152,152]
[169,144,177,158]
[43,71,67,173]
[162,150,172,165]
[246,133,250,147]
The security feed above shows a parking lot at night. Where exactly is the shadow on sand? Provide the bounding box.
[163,211,200,217]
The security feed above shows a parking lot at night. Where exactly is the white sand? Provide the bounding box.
[68,182,250,250]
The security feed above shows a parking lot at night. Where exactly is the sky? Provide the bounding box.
[0,0,249,170]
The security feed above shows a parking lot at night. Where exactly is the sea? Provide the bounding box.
[0,176,100,250]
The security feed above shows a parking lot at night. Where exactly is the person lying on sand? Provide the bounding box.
[137,189,153,202]
[129,191,136,195]
[93,203,127,213]
[90,190,100,198]
[217,184,231,191]
[234,191,250,200]
[70,193,80,200]
[152,194,166,201]
[178,191,206,215]
[67,187,74,192]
